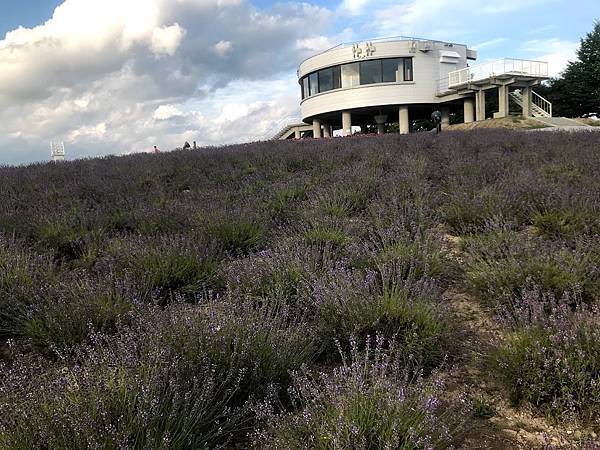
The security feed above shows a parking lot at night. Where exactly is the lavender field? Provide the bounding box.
[0,130,598,449]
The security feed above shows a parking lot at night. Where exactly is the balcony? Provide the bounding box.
[447,58,549,89]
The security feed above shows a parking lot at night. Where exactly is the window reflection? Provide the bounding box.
[360,60,382,85]
[404,58,413,81]
[302,77,309,100]
[382,58,403,82]
[309,72,319,96]
[301,57,414,99]
[318,68,333,92]
[341,63,359,88]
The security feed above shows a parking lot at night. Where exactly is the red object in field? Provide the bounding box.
[153,146,161,154]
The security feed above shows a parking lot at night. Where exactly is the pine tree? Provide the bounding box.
[540,21,600,117]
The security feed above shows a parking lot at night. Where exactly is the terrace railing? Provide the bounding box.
[447,58,549,88]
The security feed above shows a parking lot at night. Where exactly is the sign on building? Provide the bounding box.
[352,42,376,59]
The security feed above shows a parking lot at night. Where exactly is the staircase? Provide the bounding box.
[273,123,305,140]
[509,90,552,117]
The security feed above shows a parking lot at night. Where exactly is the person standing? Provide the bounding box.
[431,110,442,134]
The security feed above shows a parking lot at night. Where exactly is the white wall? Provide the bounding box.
[298,39,473,122]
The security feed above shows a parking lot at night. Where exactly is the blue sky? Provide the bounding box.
[0,0,598,165]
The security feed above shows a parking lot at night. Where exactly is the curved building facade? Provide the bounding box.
[287,37,550,138]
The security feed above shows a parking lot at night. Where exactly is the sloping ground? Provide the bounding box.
[439,230,599,449]
[534,117,592,127]
[447,116,550,130]
[576,118,600,127]
[0,130,599,449]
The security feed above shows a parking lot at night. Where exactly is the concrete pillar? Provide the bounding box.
[323,124,331,138]
[342,111,352,136]
[313,119,322,139]
[522,86,533,117]
[475,90,486,121]
[374,114,388,135]
[399,106,409,135]
[464,98,475,123]
[498,85,509,118]
[441,107,450,129]
[294,128,301,139]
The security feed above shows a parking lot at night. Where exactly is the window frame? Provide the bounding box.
[301,57,414,99]
[359,59,383,85]
[403,57,413,81]
[318,67,334,93]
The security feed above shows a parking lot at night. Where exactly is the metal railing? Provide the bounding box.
[298,36,468,67]
[447,58,549,88]
[532,91,552,117]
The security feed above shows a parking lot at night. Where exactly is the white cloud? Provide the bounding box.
[473,38,506,50]
[338,0,372,16]
[153,105,184,120]
[520,38,579,77]
[151,24,185,57]
[0,0,333,164]
[214,40,233,57]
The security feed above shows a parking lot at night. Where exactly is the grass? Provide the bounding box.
[0,129,599,447]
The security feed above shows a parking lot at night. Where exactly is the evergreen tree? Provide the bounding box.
[539,21,600,117]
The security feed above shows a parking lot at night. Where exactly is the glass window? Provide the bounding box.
[382,58,403,82]
[360,60,382,85]
[404,58,413,81]
[309,72,319,96]
[333,65,341,90]
[318,68,333,92]
[302,77,309,99]
[341,63,360,88]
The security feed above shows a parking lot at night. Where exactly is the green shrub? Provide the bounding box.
[495,294,600,420]
[314,266,450,371]
[464,231,599,305]
[37,220,86,261]
[22,286,131,352]
[361,227,458,282]
[0,240,54,338]
[317,182,376,218]
[531,209,595,239]
[0,302,318,449]
[137,250,221,304]
[201,301,318,397]
[226,252,308,308]
[264,185,307,223]
[304,222,349,248]
[255,336,467,449]
[208,218,264,256]
[471,396,497,419]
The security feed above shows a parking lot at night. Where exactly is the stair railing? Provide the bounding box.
[532,91,552,117]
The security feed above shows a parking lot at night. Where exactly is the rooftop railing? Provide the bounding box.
[299,36,467,67]
[447,58,549,88]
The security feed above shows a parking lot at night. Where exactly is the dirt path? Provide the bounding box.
[438,231,598,449]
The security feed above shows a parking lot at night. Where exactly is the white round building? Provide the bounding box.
[276,37,551,139]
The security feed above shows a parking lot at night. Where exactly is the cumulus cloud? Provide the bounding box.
[151,24,186,57]
[214,40,233,57]
[153,105,185,121]
[0,0,333,164]
[520,38,579,77]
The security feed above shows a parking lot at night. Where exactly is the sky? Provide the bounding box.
[0,0,598,165]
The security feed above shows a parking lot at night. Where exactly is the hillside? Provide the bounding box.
[446,116,550,130]
[1,130,599,449]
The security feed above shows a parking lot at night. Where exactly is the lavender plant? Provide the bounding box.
[0,129,598,446]
[254,335,468,449]
[495,288,600,420]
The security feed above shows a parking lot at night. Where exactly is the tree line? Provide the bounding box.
[536,20,600,118]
